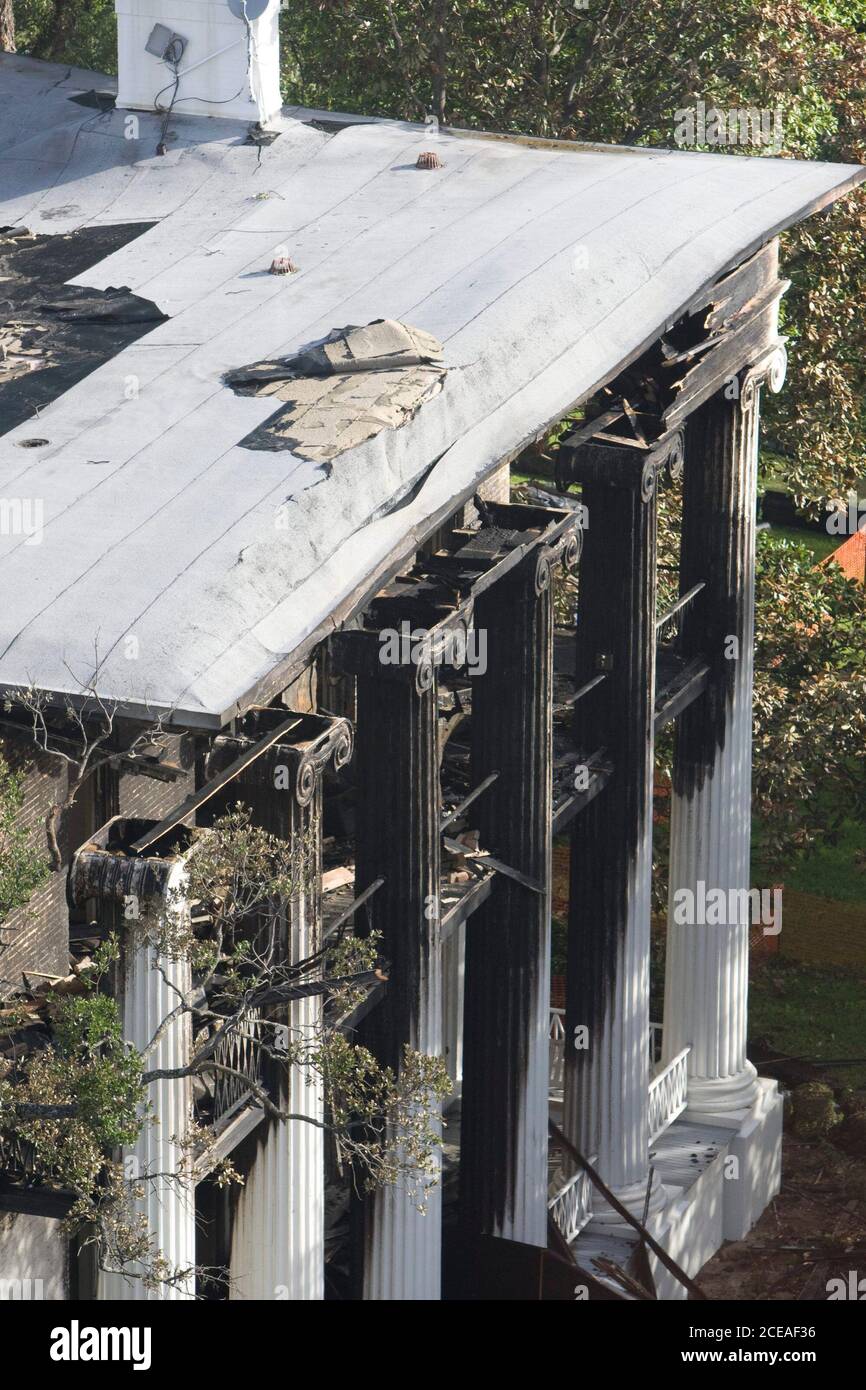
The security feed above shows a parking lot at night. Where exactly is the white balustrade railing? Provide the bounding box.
[549,1007,566,1096]
[548,1162,594,1243]
[548,1009,689,1146]
[648,1046,690,1144]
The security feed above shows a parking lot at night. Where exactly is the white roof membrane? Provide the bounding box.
[0,54,863,725]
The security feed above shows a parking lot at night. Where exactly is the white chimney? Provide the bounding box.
[115,0,282,126]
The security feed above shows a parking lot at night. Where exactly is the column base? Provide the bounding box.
[686,1060,761,1114]
[573,1078,783,1298]
[586,1168,668,1235]
[721,1077,783,1240]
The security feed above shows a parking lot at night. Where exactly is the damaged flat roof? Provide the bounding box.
[0,54,863,728]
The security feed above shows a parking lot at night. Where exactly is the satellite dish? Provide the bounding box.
[227,0,271,20]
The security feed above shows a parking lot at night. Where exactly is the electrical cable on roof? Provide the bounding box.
[153,36,184,156]
[152,12,256,156]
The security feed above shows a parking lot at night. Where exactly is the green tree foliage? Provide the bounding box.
[752,530,866,861]
[13,0,115,70]
[0,752,48,928]
[0,808,449,1286]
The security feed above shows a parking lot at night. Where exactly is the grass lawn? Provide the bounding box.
[783,818,866,902]
[755,817,866,904]
[749,955,866,1089]
[765,522,837,561]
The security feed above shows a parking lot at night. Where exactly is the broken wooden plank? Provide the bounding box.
[654,656,711,732]
[663,290,787,430]
[129,712,304,852]
[701,241,779,332]
[440,770,500,829]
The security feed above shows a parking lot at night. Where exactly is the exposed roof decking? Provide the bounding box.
[0,54,863,726]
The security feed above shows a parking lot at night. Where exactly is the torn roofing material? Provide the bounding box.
[0,53,863,727]
[226,319,446,459]
[0,223,164,433]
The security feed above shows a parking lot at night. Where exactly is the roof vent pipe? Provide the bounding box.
[115,0,282,126]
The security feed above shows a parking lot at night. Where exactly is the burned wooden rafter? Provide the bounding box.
[693,240,780,333]
[654,654,711,733]
[192,1101,267,1183]
[442,836,545,896]
[323,877,385,941]
[555,240,788,468]
[559,671,608,709]
[662,288,788,430]
[655,580,707,633]
[439,869,495,947]
[250,966,387,1009]
[110,751,186,783]
[334,501,581,694]
[552,749,613,834]
[440,770,500,830]
[129,709,352,852]
[334,977,387,1039]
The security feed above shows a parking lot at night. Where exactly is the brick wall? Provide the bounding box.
[117,733,196,821]
[0,731,196,997]
[0,736,73,992]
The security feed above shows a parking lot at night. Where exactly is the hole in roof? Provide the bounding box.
[16,437,49,448]
[0,223,164,436]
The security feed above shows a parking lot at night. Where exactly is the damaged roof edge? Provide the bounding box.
[2,62,862,728]
[5,162,864,736]
[176,170,866,732]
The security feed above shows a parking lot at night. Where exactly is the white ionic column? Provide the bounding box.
[663,348,786,1114]
[229,787,324,1299]
[442,918,465,1091]
[284,808,324,1299]
[229,1032,322,1301]
[355,670,442,1300]
[99,859,195,1299]
[460,551,554,1248]
[223,721,353,1301]
[563,448,669,1230]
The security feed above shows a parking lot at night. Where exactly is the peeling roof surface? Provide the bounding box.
[0,54,863,726]
[226,318,447,459]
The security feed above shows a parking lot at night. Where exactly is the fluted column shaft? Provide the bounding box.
[663,383,764,1112]
[563,456,663,1224]
[100,860,195,1299]
[460,554,553,1247]
[355,672,443,1300]
[229,771,324,1299]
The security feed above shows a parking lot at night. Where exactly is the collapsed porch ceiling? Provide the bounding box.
[0,53,862,727]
